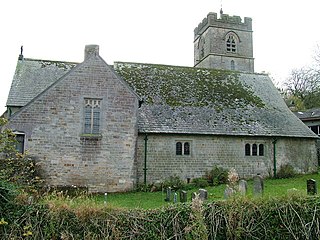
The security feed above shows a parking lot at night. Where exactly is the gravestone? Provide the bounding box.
[165,187,172,202]
[180,190,187,203]
[199,189,208,201]
[224,186,234,199]
[238,180,248,195]
[307,179,317,195]
[173,192,178,203]
[253,175,264,196]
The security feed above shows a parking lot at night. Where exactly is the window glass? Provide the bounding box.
[245,143,251,156]
[184,142,190,155]
[259,144,264,156]
[15,134,25,154]
[84,98,101,134]
[176,142,182,155]
[252,144,257,156]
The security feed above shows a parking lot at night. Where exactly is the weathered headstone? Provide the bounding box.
[238,179,248,195]
[224,186,234,199]
[180,190,187,203]
[165,187,172,202]
[253,175,264,196]
[199,188,208,201]
[173,192,178,203]
[307,179,317,195]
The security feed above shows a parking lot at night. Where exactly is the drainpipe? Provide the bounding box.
[273,138,277,178]
[144,133,148,185]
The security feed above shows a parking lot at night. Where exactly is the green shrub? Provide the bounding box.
[163,175,185,191]
[206,166,228,186]
[276,164,297,179]
[192,177,209,188]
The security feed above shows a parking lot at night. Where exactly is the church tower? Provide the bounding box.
[194,12,254,72]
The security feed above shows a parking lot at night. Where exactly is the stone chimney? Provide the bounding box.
[84,45,99,60]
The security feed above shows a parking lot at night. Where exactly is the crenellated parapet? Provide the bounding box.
[194,12,252,38]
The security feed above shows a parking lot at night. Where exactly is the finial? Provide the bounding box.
[220,0,224,16]
[18,45,24,60]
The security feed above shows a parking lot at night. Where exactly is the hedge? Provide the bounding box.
[1,194,320,239]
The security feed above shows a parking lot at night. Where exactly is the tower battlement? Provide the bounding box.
[194,12,252,38]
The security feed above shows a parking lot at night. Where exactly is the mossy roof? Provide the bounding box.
[6,57,316,138]
[114,62,316,138]
[6,58,77,107]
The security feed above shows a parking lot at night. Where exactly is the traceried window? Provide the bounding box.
[84,98,101,134]
[176,141,191,156]
[226,34,237,53]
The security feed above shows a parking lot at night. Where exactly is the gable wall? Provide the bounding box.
[7,56,139,193]
[136,134,318,183]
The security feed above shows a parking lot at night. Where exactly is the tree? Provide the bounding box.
[284,47,320,110]
[0,118,43,191]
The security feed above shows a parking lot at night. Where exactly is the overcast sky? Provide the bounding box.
[1,0,320,114]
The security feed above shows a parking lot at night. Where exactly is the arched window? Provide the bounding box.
[226,34,237,53]
[231,60,235,70]
[252,144,257,156]
[245,144,251,156]
[176,142,182,155]
[184,142,190,155]
[259,144,264,156]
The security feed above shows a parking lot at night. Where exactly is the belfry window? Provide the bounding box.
[84,98,101,134]
[226,35,237,53]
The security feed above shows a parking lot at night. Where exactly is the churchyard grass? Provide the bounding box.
[43,173,319,210]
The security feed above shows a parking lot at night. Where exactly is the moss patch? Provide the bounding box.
[115,63,264,111]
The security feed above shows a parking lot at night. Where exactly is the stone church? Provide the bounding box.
[3,11,318,192]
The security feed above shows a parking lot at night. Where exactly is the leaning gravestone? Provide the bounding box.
[180,190,187,203]
[199,189,208,201]
[253,175,264,196]
[307,179,317,195]
[238,179,248,195]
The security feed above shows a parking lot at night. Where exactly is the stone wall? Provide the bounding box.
[194,12,254,72]
[136,134,318,184]
[7,49,139,193]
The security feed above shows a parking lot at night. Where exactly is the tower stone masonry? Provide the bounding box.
[194,12,254,72]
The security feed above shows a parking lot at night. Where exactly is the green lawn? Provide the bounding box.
[45,173,320,210]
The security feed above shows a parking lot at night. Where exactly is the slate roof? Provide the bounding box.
[6,57,317,139]
[6,58,77,107]
[114,62,317,138]
[294,108,320,121]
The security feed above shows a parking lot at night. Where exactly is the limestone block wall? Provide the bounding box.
[136,134,318,184]
[7,54,139,193]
